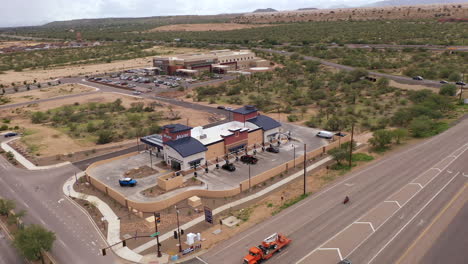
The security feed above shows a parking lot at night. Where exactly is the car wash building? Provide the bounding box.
[141,106,281,171]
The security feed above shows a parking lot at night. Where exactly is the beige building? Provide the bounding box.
[153,49,265,75]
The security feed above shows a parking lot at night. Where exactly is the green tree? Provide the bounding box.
[409,116,436,138]
[0,198,16,217]
[13,224,56,263]
[369,129,394,149]
[439,84,457,96]
[327,147,348,165]
[447,72,461,82]
[31,112,48,124]
[392,128,408,144]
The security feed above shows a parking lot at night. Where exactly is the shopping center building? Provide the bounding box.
[141,106,282,171]
[152,49,270,75]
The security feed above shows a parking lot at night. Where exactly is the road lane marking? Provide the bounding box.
[318,248,343,260]
[409,183,423,189]
[395,183,468,264]
[384,200,401,208]
[367,172,460,264]
[296,144,467,264]
[196,256,209,264]
[355,222,376,232]
[212,140,468,257]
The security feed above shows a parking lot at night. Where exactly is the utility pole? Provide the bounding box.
[459,73,465,102]
[348,123,355,168]
[149,150,153,169]
[153,212,162,257]
[303,144,307,195]
[248,163,251,191]
[293,145,296,168]
[175,206,182,252]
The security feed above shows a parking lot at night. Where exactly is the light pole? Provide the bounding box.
[175,205,183,253]
[348,122,355,168]
[248,163,251,190]
[303,144,307,195]
[149,150,153,169]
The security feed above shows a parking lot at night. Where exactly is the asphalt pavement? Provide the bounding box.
[189,116,468,264]
[0,228,26,264]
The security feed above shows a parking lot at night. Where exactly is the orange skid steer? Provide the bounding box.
[243,233,292,264]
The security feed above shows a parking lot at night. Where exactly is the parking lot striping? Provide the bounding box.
[318,248,343,261]
[367,172,460,264]
[355,222,376,232]
[409,182,423,189]
[296,144,468,264]
[395,183,468,264]
[384,200,402,208]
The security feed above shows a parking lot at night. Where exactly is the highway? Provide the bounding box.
[188,116,468,264]
[257,48,445,89]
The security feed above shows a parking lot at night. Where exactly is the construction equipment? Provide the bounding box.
[243,233,291,264]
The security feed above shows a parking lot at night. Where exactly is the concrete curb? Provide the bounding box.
[1,138,71,170]
[63,173,144,263]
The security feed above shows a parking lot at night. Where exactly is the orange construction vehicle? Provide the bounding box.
[243,233,292,264]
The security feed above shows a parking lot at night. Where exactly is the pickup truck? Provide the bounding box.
[119,178,137,187]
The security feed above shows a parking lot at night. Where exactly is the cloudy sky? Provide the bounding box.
[0,0,380,27]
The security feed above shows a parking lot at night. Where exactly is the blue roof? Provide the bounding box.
[247,115,281,131]
[162,124,192,133]
[232,105,258,115]
[165,137,207,158]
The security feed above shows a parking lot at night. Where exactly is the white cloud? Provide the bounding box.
[0,0,378,27]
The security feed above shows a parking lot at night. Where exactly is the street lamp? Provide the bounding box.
[293,144,296,168]
[248,163,251,190]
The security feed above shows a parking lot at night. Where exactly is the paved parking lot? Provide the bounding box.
[87,152,167,197]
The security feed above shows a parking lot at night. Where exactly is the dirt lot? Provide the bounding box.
[2,83,95,105]
[0,91,216,160]
[0,46,207,87]
[0,40,43,49]
[148,23,274,32]
[389,80,438,92]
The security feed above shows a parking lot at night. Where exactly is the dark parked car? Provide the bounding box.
[119,178,137,187]
[412,76,424,80]
[440,80,448,84]
[222,163,236,172]
[338,259,352,264]
[335,132,346,137]
[217,106,225,110]
[240,155,258,164]
[456,81,466,86]
[4,132,18,138]
[266,146,280,153]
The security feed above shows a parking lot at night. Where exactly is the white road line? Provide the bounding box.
[317,248,343,261]
[355,222,376,232]
[214,138,468,256]
[409,183,423,189]
[296,144,468,264]
[367,172,460,264]
[384,200,402,208]
[196,256,209,264]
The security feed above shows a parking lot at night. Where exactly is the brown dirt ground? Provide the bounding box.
[0,92,215,159]
[0,41,43,49]
[389,80,438,92]
[147,23,274,32]
[124,165,159,179]
[3,83,95,105]
[0,46,207,87]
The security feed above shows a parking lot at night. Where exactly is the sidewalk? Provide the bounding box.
[1,138,71,170]
[66,151,336,262]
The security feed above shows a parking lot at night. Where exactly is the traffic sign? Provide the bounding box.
[204,206,213,224]
[150,232,160,237]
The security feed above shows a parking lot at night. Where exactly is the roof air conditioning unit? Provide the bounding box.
[200,134,207,139]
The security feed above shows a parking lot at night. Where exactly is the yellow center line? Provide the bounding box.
[396,183,468,264]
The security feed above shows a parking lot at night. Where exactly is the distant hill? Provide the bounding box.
[297,8,318,11]
[253,8,278,13]
[42,14,241,29]
[367,0,468,7]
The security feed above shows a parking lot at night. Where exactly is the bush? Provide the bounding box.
[439,84,457,96]
[30,111,48,124]
[287,114,299,122]
[0,124,8,131]
[97,130,113,144]
[369,129,394,150]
